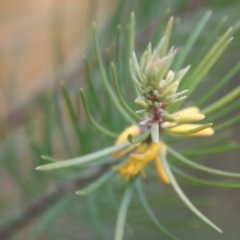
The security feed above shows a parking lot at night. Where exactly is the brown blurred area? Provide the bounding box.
[0,0,116,133]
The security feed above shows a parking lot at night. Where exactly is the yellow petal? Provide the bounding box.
[168,124,214,137]
[135,143,149,153]
[155,155,170,184]
[115,125,141,145]
[115,156,146,178]
[174,106,200,115]
[162,107,202,128]
[177,113,205,123]
[113,144,137,159]
[113,125,141,158]
[131,142,163,162]
[161,121,176,128]
[191,128,214,136]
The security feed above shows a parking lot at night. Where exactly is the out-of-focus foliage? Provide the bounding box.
[0,1,240,240]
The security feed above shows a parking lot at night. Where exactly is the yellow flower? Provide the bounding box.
[115,141,169,183]
[113,106,214,183]
[162,106,214,137]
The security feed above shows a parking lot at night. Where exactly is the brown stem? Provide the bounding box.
[0,166,109,240]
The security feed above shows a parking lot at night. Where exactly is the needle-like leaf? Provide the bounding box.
[161,152,222,233]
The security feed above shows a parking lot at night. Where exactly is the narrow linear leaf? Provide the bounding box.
[114,182,133,240]
[161,152,222,233]
[198,61,240,106]
[160,16,173,57]
[193,26,232,77]
[187,37,233,97]
[83,57,103,114]
[191,16,228,68]
[36,142,130,171]
[54,93,73,157]
[111,63,141,121]
[173,11,212,71]
[60,81,84,145]
[179,26,233,96]
[202,85,240,115]
[185,143,240,157]
[88,193,108,240]
[172,166,240,189]
[116,25,123,84]
[106,181,119,212]
[135,179,178,240]
[128,12,135,58]
[92,24,136,124]
[80,89,118,138]
[42,96,53,155]
[214,114,240,131]
[168,146,240,178]
[207,98,240,122]
[76,170,115,195]
[152,9,171,48]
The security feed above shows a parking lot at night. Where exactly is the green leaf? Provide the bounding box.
[172,11,212,71]
[80,89,119,138]
[135,179,178,240]
[160,17,174,57]
[197,61,240,106]
[83,57,103,115]
[60,81,84,146]
[168,146,240,178]
[76,170,115,195]
[36,142,130,171]
[214,114,240,131]
[185,143,240,157]
[191,16,228,68]
[54,92,73,157]
[128,12,135,58]
[114,181,133,240]
[161,152,222,233]
[115,25,123,84]
[207,98,240,122]
[152,9,171,48]
[172,166,240,189]
[202,85,240,115]
[92,24,136,124]
[87,193,108,240]
[111,63,141,121]
[170,27,234,113]
[187,37,233,97]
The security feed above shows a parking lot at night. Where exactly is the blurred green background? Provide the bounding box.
[0,0,240,239]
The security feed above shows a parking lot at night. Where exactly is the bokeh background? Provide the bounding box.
[1,0,240,239]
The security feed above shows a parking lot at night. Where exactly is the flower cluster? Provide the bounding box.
[113,125,169,183]
[113,106,214,182]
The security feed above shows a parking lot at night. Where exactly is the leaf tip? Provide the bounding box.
[75,191,84,196]
[207,10,212,16]
[35,166,42,171]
